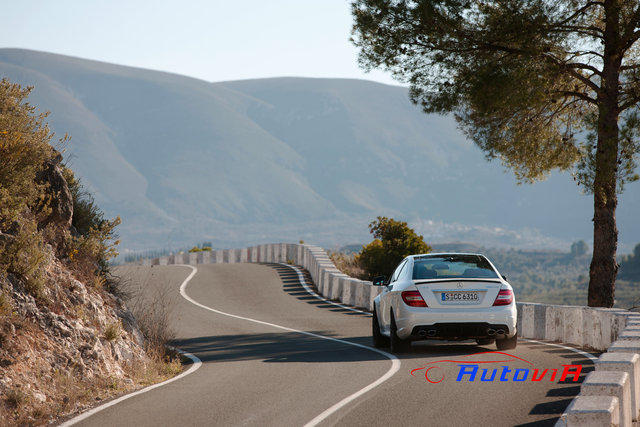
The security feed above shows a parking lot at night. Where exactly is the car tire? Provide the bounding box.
[372,307,390,348]
[390,311,411,353]
[476,338,495,346]
[496,334,517,350]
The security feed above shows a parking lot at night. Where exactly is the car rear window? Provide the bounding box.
[412,255,498,280]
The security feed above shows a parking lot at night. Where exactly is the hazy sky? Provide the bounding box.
[2,0,400,85]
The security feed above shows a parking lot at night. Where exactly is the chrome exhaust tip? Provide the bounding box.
[418,330,427,337]
[487,329,496,336]
[497,329,506,335]
[427,330,437,337]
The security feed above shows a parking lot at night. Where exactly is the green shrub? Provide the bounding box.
[0,78,120,300]
[357,216,431,279]
[64,169,120,274]
[0,79,56,296]
[188,246,201,253]
[0,80,55,228]
[2,221,48,297]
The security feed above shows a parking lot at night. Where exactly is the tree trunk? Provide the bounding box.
[588,168,618,307]
[588,0,620,308]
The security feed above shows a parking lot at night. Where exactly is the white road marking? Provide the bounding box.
[276,262,600,427]
[60,266,202,426]
[521,338,598,362]
[178,264,401,427]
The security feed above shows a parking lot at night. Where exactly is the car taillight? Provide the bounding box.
[402,290,427,307]
[493,289,513,306]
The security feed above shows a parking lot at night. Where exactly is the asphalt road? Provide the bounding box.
[75,263,595,427]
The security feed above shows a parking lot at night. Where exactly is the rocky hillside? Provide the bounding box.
[0,79,179,424]
[2,48,639,251]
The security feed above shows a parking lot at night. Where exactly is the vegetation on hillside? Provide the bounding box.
[0,79,118,298]
[0,79,180,424]
[351,0,640,307]
[620,244,640,281]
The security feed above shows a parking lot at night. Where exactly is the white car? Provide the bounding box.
[371,253,517,353]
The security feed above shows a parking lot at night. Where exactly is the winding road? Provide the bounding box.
[69,263,596,426]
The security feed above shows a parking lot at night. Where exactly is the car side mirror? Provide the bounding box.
[502,275,508,281]
[373,276,387,286]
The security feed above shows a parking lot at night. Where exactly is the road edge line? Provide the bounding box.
[179,264,401,427]
[59,266,202,426]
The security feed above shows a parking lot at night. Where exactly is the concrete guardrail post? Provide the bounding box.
[520,304,536,338]
[562,395,620,426]
[596,352,640,422]
[609,339,640,355]
[188,252,198,265]
[339,277,351,306]
[349,280,362,307]
[619,330,640,341]
[329,274,344,300]
[545,305,564,342]
[563,306,584,347]
[580,371,632,427]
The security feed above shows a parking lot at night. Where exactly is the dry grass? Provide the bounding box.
[129,281,175,355]
[328,252,367,280]
[103,321,121,341]
[0,290,11,316]
[4,388,26,408]
[124,348,183,386]
[119,269,182,378]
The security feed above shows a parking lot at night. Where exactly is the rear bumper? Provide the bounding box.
[409,323,511,341]
[394,303,517,340]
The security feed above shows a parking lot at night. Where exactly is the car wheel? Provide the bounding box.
[390,311,411,353]
[496,334,517,350]
[476,338,495,346]
[372,307,390,348]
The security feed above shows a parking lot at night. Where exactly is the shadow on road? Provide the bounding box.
[172,332,497,364]
[261,263,372,317]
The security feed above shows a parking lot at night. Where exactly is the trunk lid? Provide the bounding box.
[415,279,502,308]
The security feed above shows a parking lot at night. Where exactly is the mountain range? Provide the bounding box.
[1,48,638,252]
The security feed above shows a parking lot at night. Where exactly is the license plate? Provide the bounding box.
[440,291,480,304]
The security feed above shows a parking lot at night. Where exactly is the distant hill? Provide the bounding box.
[2,48,639,251]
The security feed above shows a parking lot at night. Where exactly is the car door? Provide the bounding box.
[380,259,408,332]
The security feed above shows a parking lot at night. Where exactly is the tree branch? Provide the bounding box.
[566,62,603,76]
[619,97,640,111]
[553,2,604,28]
[622,5,640,47]
[543,53,602,92]
[623,30,640,51]
[558,90,599,105]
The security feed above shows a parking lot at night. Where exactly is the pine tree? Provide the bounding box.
[352,0,640,306]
